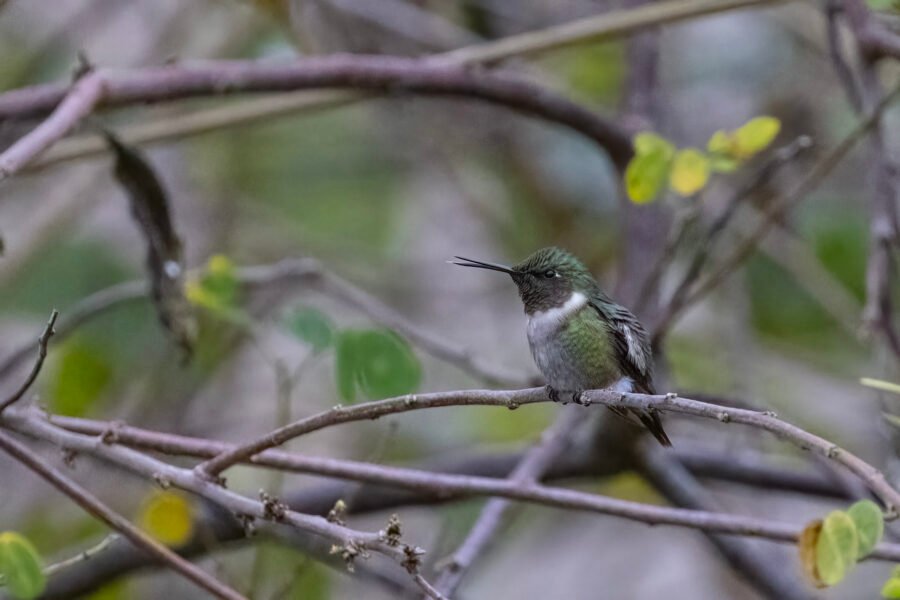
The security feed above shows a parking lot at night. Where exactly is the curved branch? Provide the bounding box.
[0,55,634,181]
[189,385,900,512]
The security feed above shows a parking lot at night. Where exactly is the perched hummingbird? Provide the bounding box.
[452,246,671,446]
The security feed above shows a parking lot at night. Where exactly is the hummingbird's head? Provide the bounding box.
[451,246,594,314]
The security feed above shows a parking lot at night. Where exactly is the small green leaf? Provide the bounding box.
[335,331,361,403]
[633,132,675,156]
[733,116,781,158]
[354,330,422,399]
[49,341,112,417]
[669,148,710,196]
[333,329,422,403]
[882,577,900,599]
[625,150,673,204]
[862,377,900,395]
[816,510,859,586]
[847,500,883,559]
[0,532,45,599]
[287,308,334,353]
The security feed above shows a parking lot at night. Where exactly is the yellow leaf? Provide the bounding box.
[798,519,825,588]
[137,491,194,547]
[733,116,781,158]
[669,148,710,196]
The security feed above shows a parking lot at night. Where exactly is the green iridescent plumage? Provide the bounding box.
[452,246,671,446]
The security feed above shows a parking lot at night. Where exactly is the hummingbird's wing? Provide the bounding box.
[588,297,672,447]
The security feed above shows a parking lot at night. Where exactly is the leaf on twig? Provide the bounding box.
[0,531,45,599]
[102,129,195,356]
[669,148,710,196]
[287,307,334,353]
[625,132,674,204]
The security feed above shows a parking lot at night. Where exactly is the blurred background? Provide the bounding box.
[1,0,899,598]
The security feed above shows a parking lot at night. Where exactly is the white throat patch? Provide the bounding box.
[527,291,588,339]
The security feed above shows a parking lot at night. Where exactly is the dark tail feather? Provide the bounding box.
[638,410,672,447]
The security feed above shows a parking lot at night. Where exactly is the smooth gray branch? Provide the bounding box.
[0,310,58,414]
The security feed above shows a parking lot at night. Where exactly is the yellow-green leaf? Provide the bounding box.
[669,148,710,196]
[708,153,739,173]
[733,116,781,158]
[798,519,825,588]
[185,254,239,313]
[0,532,45,600]
[817,510,858,586]
[625,148,673,204]
[883,577,900,599]
[847,500,883,559]
[862,377,900,395]
[633,132,675,156]
[137,491,194,547]
[707,130,732,156]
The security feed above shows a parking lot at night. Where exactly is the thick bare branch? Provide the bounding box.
[0,430,247,600]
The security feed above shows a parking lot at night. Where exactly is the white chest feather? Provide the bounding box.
[526,291,588,344]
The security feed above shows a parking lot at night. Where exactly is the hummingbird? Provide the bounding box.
[451,246,671,446]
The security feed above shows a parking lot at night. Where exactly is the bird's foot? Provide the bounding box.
[545,385,563,404]
[571,391,589,406]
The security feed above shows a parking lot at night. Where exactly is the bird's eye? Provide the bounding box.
[543,269,556,279]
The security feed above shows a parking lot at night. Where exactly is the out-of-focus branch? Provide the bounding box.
[638,444,814,600]
[836,0,900,359]
[1,412,444,598]
[0,310,57,414]
[8,0,796,172]
[184,384,900,511]
[430,408,581,597]
[0,75,104,180]
[0,258,530,387]
[0,56,634,180]
[0,430,247,600]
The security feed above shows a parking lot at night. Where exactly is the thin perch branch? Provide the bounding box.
[0,430,247,600]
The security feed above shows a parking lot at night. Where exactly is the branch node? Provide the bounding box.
[717,411,731,423]
[330,540,368,572]
[258,489,287,521]
[61,447,77,468]
[379,513,403,547]
[236,514,256,537]
[153,473,172,489]
[403,395,418,407]
[327,498,347,525]
[826,445,841,459]
[401,544,427,574]
[99,420,125,444]
[665,392,678,400]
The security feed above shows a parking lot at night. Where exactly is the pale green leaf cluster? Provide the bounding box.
[798,500,884,588]
[0,532,45,600]
[624,116,781,203]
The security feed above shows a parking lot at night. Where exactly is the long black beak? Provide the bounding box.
[449,256,515,275]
